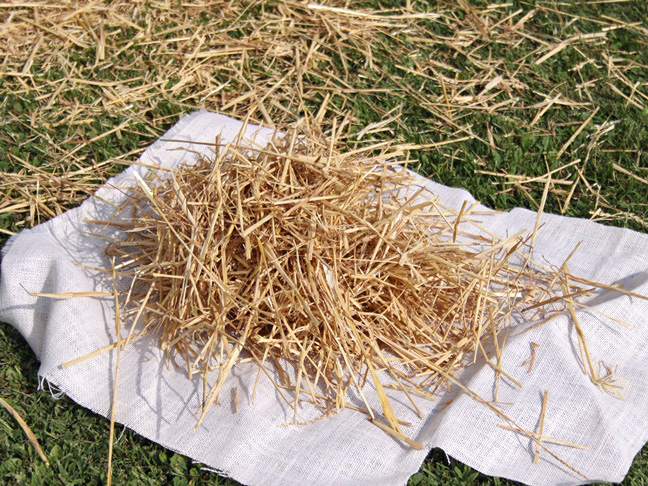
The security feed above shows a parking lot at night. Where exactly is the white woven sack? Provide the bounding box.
[1,111,647,485]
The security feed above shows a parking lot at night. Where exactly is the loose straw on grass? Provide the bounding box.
[0,396,49,466]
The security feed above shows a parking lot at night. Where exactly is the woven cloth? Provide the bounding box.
[2,111,647,485]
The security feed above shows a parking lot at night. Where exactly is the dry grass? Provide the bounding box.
[2,1,647,231]
[0,157,116,230]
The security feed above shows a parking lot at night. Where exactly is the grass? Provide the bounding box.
[1,0,647,484]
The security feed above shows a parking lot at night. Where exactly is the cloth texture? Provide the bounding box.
[1,111,647,485]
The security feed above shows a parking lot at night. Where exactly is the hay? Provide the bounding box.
[1,1,647,480]
[2,1,647,232]
[0,156,135,230]
[0,396,49,466]
[80,124,632,449]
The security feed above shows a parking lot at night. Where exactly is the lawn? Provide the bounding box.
[1,0,647,484]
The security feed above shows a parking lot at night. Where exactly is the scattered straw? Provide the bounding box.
[0,396,49,466]
[0,158,120,228]
[534,390,549,464]
[556,108,600,160]
[613,163,648,186]
[521,342,540,374]
[498,425,588,451]
[1,1,646,234]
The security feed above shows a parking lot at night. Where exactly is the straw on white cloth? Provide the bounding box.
[1,111,647,486]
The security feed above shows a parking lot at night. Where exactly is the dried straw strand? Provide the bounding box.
[0,396,49,466]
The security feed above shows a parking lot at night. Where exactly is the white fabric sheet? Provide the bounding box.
[2,111,647,485]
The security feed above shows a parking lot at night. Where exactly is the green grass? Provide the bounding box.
[1,0,648,484]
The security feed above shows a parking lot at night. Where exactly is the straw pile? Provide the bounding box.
[89,125,630,446]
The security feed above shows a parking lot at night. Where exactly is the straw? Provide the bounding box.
[3,1,645,235]
[76,123,627,449]
[0,396,49,466]
[534,391,550,464]
[106,258,122,486]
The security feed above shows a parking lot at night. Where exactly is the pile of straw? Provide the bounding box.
[95,127,620,446]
